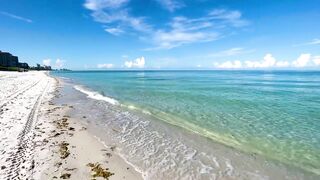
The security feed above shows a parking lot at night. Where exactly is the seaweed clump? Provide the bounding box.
[60,173,71,179]
[59,141,70,159]
[56,118,69,129]
[86,163,114,179]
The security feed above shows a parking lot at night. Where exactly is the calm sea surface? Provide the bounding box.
[52,70,320,176]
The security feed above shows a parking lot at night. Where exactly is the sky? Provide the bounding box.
[0,0,320,70]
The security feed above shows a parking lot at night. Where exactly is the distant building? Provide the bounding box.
[11,56,18,67]
[0,50,29,71]
[0,51,14,67]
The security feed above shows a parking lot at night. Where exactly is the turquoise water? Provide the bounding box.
[53,70,320,175]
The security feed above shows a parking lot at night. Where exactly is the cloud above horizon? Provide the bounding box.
[83,0,249,49]
[124,56,145,68]
[97,63,114,68]
[213,53,320,69]
[42,59,51,66]
[42,58,65,68]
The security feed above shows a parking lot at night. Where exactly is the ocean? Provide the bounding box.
[52,70,320,179]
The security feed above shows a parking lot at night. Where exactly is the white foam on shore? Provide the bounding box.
[74,85,119,105]
[93,135,147,179]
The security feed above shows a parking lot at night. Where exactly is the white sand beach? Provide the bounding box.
[0,71,142,179]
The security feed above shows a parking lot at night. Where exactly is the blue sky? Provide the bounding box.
[0,0,320,70]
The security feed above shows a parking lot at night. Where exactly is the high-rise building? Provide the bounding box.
[0,50,29,70]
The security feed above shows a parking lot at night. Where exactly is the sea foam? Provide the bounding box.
[74,85,119,105]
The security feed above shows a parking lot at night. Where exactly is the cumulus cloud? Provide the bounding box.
[97,63,114,68]
[313,56,320,66]
[245,53,276,68]
[292,54,311,67]
[214,53,319,69]
[275,61,290,67]
[124,56,145,68]
[55,59,65,68]
[42,59,51,66]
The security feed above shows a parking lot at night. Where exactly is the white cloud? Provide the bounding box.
[0,11,32,23]
[150,30,218,49]
[154,0,184,12]
[208,9,249,27]
[292,54,311,67]
[84,1,248,50]
[307,39,320,45]
[90,9,152,33]
[214,60,242,69]
[245,53,276,68]
[147,9,248,49]
[124,56,145,68]
[313,56,320,66]
[208,47,254,57]
[214,53,320,69]
[275,61,290,68]
[84,0,129,10]
[105,27,123,35]
[295,38,320,46]
[42,59,51,66]
[55,59,65,68]
[97,63,114,68]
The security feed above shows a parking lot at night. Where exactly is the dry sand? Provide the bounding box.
[0,71,142,180]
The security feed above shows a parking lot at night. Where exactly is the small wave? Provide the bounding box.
[120,104,152,115]
[59,76,70,80]
[74,85,119,105]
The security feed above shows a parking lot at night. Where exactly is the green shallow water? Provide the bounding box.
[52,70,320,175]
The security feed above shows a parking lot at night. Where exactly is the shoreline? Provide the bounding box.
[53,73,319,180]
[0,71,142,179]
[1,71,318,179]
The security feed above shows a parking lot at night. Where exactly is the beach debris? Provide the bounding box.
[87,163,114,179]
[82,116,86,118]
[60,173,71,179]
[110,146,116,151]
[68,127,75,131]
[56,118,69,129]
[52,132,62,137]
[65,167,77,171]
[105,153,112,158]
[43,138,49,143]
[112,128,120,133]
[59,142,70,159]
[55,162,62,167]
